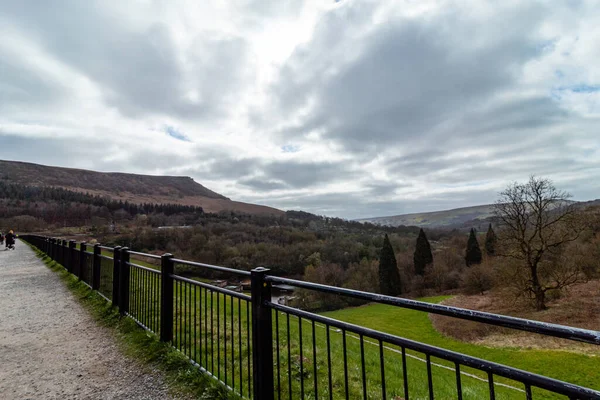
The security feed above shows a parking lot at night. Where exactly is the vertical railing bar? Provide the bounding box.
[238,297,242,395]
[247,299,252,399]
[488,372,496,400]
[342,329,349,400]
[231,295,235,391]
[224,289,228,386]
[326,325,333,400]
[175,278,179,349]
[360,334,367,400]
[141,269,145,326]
[312,320,318,400]
[135,267,139,321]
[188,281,192,358]
[525,383,532,400]
[287,313,292,400]
[148,269,151,327]
[205,287,209,370]
[217,291,221,380]
[179,279,183,351]
[210,289,213,376]
[147,269,151,327]
[402,347,409,400]
[157,272,160,333]
[144,269,148,328]
[379,339,386,400]
[194,284,197,364]
[299,316,304,400]
[186,281,190,358]
[154,271,157,332]
[276,310,281,400]
[427,354,434,400]
[455,362,463,400]
[147,269,150,327]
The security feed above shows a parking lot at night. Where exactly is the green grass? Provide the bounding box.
[35,242,600,399]
[29,244,236,400]
[167,288,600,399]
[324,299,600,388]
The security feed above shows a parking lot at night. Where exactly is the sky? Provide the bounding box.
[0,0,599,219]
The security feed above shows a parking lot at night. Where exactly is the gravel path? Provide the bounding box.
[0,242,181,399]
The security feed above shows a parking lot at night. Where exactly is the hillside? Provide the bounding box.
[358,199,599,230]
[0,160,283,215]
[357,204,497,229]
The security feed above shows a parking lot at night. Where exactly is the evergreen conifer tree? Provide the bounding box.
[484,223,497,256]
[413,228,433,276]
[465,228,483,267]
[378,234,402,296]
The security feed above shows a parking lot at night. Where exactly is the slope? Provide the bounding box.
[0,159,283,215]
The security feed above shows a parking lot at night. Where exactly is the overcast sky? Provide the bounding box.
[1,0,599,219]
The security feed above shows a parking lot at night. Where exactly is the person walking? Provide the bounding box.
[5,230,15,250]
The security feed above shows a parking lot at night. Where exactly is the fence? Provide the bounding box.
[22,235,600,400]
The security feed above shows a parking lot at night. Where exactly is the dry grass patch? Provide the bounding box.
[431,280,600,354]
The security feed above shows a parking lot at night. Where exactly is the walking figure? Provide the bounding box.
[5,230,16,250]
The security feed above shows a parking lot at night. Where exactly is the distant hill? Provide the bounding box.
[0,160,283,215]
[357,199,600,230]
[356,204,497,229]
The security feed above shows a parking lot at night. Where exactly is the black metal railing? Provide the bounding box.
[22,235,600,400]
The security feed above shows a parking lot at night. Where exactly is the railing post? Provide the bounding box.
[92,244,101,290]
[251,267,274,400]
[62,240,68,268]
[160,253,174,342]
[58,239,63,266]
[79,242,87,280]
[119,247,130,315]
[48,238,54,260]
[112,246,122,308]
[68,240,76,273]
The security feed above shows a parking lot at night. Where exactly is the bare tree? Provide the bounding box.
[494,176,584,310]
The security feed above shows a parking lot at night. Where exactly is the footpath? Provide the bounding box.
[0,242,178,399]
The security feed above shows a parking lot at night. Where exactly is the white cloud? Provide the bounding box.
[1,0,599,219]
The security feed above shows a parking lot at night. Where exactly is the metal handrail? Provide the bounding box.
[172,258,251,276]
[265,275,600,345]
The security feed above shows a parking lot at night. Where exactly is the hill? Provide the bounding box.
[0,160,282,215]
[356,204,497,229]
[357,199,600,230]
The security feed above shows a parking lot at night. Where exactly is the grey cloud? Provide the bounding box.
[170,156,262,182]
[268,2,550,153]
[365,181,408,197]
[238,178,288,191]
[261,160,357,188]
[1,1,252,120]
[0,134,107,170]
[0,57,67,112]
